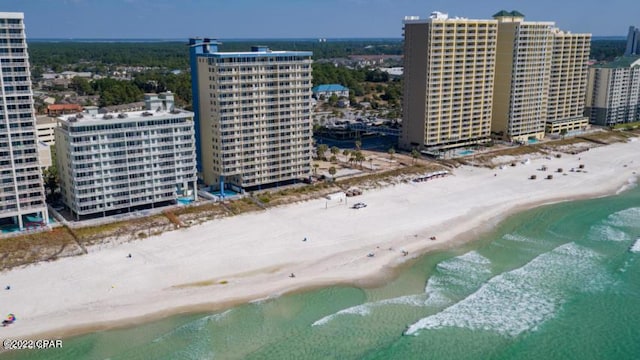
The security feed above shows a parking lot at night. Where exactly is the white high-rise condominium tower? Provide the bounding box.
[0,12,48,231]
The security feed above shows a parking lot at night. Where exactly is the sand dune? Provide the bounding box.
[1,138,639,340]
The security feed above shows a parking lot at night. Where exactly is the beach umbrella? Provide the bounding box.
[7,314,15,322]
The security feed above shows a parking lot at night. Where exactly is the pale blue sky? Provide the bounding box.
[3,0,636,38]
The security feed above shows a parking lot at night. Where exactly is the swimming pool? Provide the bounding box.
[458,150,474,156]
[177,197,193,205]
[207,189,240,198]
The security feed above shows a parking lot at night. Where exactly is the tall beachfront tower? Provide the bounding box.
[625,26,640,56]
[585,56,640,126]
[189,39,313,192]
[400,12,498,152]
[545,29,592,135]
[0,12,48,231]
[491,11,554,143]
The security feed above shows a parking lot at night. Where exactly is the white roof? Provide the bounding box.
[58,108,193,126]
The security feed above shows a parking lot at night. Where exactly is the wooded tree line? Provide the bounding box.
[31,39,627,109]
[590,39,626,61]
[28,40,403,70]
[68,73,192,108]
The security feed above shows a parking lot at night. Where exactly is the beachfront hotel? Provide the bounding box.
[490,11,591,142]
[55,92,197,220]
[545,28,592,135]
[585,56,640,126]
[400,12,498,151]
[491,11,554,143]
[189,39,313,192]
[0,12,49,231]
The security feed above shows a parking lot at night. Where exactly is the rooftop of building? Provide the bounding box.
[36,115,59,125]
[312,84,349,92]
[189,39,312,58]
[58,92,193,126]
[0,12,24,19]
[493,10,525,18]
[47,104,83,111]
[58,107,194,126]
[100,101,145,113]
[593,56,640,68]
[403,11,496,24]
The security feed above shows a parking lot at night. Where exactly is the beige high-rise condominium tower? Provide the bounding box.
[189,40,313,192]
[401,12,497,152]
[0,12,48,231]
[546,29,591,135]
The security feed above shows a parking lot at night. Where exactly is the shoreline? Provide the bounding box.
[1,139,639,342]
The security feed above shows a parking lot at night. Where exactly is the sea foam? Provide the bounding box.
[312,251,492,327]
[604,207,640,228]
[405,243,609,337]
[587,224,631,242]
[630,238,640,253]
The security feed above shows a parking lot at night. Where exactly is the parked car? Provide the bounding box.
[352,202,367,209]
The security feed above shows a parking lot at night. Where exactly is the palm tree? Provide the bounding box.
[316,144,329,160]
[313,163,319,175]
[328,166,337,181]
[342,149,351,162]
[388,147,395,160]
[349,154,356,167]
[330,146,340,157]
[355,140,362,151]
[354,150,366,169]
[411,149,420,165]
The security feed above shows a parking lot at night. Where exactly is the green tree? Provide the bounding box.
[316,144,329,160]
[354,150,366,169]
[388,147,396,160]
[42,164,59,199]
[411,149,420,164]
[328,166,337,180]
[354,140,362,151]
[330,146,340,156]
[69,77,93,96]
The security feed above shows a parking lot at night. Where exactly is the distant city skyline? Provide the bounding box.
[2,0,637,39]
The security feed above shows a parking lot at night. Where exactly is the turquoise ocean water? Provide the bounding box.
[4,186,640,360]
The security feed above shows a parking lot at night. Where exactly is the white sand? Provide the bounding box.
[2,139,639,339]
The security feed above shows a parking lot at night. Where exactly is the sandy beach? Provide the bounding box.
[1,138,639,340]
